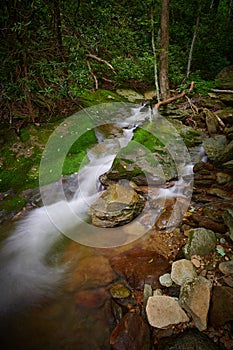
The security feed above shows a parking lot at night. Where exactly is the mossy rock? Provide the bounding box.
[183,227,217,259]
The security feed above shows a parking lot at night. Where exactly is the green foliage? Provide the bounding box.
[0,196,27,213]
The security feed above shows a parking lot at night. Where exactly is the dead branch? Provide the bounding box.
[86,59,98,90]
[211,88,233,94]
[87,53,117,75]
[154,81,194,110]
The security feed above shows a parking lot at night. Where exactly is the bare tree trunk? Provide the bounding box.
[159,0,170,101]
[186,1,202,79]
[151,4,160,102]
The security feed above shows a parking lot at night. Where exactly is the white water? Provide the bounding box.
[0,105,194,313]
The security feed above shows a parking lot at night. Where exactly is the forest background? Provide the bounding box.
[0,0,232,128]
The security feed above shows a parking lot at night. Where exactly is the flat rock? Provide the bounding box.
[110,248,170,289]
[146,295,189,328]
[219,260,233,275]
[171,259,197,286]
[179,276,212,331]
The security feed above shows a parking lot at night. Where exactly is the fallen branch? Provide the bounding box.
[87,53,117,75]
[211,88,233,94]
[86,59,98,90]
[154,81,194,110]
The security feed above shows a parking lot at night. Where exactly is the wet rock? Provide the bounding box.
[203,108,219,135]
[206,187,233,200]
[143,284,153,306]
[171,259,197,286]
[158,329,221,350]
[110,283,131,299]
[89,182,145,227]
[183,227,217,259]
[203,136,233,165]
[209,286,233,327]
[179,276,212,331]
[74,288,109,308]
[67,255,116,291]
[110,248,170,290]
[219,260,233,275]
[110,312,151,350]
[223,209,233,240]
[216,172,232,185]
[146,295,189,328]
[159,273,173,287]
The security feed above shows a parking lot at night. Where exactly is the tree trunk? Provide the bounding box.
[159,0,170,101]
[151,4,160,102]
[186,1,202,79]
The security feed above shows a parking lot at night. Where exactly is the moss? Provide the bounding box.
[133,127,164,152]
[0,196,26,213]
[78,89,124,107]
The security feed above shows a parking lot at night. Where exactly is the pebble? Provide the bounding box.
[159,273,173,287]
[219,260,233,275]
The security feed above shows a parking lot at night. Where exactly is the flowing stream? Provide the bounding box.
[0,104,194,349]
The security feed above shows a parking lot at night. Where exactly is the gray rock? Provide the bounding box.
[183,227,217,259]
[171,259,197,286]
[116,89,144,102]
[223,209,233,241]
[219,260,233,275]
[179,276,212,331]
[159,273,173,287]
[146,295,189,328]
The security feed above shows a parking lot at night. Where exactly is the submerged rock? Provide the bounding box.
[110,312,151,350]
[110,248,170,290]
[89,182,145,227]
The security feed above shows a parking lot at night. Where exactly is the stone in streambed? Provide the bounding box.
[89,182,145,228]
[171,259,197,286]
[183,227,217,259]
[110,248,170,290]
[209,286,233,327]
[110,282,131,299]
[110,312,151,350]
[179,276,212,331]
[146,295,189,328]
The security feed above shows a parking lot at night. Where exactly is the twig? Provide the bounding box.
[211,89,233,94]
[87,53,117,74]
[154,81,195,110]
[86,59,98,90]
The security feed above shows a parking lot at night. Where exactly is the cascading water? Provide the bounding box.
[0,103,195,349]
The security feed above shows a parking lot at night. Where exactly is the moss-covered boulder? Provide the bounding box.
[183,227,217,259]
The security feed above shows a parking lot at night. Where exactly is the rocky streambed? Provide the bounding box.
[0,87,233,349]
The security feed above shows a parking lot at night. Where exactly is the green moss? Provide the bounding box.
[133,127,164,152]
[78,89,123,107]
[0,196,26,213]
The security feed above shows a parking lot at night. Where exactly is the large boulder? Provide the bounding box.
[88,181,145,227]
[215,65,233,90]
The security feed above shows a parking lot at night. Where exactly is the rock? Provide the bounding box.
[74,288,109,308]
[89,182,145,227]
[219,260,233,275]
[116,89,144,102]
[171,259,197,286]
[110,283,131,299]
[158,329,221,350]
[144,90,156,100]
[216,172,232,185]
[110,312,151,350]
[209,286,233,327]
[203,108,219,135]
[183,227,217,259]
[179,276,212,331]
[146,295,189,328]
[216,65,233,90]
[223,209,233,240]
[204,136,233,165]
[159,273,173,287]
[143,284,153,306]
[215,107,233,123]
[110,248,170,290]
[67,255,116,291]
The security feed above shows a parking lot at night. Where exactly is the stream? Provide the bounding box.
[0,103,194,349]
